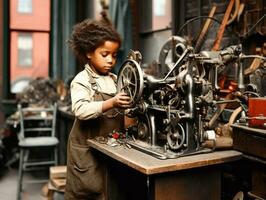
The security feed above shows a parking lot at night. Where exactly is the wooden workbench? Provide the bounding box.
[232,124,266,199]
[87,139,242,200]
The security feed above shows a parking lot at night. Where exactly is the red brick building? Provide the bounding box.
[9,0,50,93]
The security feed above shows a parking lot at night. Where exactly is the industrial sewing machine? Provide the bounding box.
[117,36,266,159]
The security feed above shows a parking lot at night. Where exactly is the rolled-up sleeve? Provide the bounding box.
[71,78,103,120]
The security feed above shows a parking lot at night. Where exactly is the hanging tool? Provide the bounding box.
[212,0,235,51]
[195,5,217,52]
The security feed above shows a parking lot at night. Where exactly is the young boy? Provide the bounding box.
[65,15,131,200]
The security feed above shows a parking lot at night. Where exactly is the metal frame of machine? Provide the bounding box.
[117,36,266,159]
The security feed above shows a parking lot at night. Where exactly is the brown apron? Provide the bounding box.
[65,75,124,200]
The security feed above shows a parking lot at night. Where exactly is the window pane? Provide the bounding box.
[10,32,49,94]
[17,0,32,14]
[152,0,171,30]
[153,0,166,16]
[18,33,32,66]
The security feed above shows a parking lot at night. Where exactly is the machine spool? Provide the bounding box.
[117,58,144,106]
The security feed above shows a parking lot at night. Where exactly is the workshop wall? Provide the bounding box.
[0,1,3,127]
[136,0,172,64]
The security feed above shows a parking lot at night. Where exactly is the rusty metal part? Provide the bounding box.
[263,43,266,56]
[245,58,263,75]
[237,3,245,22]
[232,191,244,200]
[127,49,142,63]
[227,0,240,25]
[208,93,234,129]
[194,6,217,52]
[158,36,187,72]
[212,0,235,51]
[248,191,265,200]
[228,106,243,134]
[245,46,266,75]
[117,56,144,106]
[218,106,244,138]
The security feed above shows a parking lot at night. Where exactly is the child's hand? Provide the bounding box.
[112,92,131,108]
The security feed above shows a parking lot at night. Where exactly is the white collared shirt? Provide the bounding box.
[70,64,117,120]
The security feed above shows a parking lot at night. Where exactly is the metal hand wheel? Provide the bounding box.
[158,36,188,75]
[167,123,185,150]
[117,59,144,106]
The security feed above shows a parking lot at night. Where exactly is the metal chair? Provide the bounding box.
[16,103,59,200]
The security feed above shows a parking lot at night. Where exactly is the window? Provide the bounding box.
[17,0,32,14]
[152,0,171,30]
[8,0,50,95]
[18,33,32,67]
[139,0,172,33]
[153,0,166,16]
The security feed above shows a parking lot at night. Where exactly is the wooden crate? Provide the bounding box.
[232,124,266,159]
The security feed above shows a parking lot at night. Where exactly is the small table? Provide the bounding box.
[87,139,242,200]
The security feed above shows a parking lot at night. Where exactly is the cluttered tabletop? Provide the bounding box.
[87,139,243,175]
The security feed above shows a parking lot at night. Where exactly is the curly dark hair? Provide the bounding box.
[68,15,122,64]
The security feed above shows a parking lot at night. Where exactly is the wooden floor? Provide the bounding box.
[0,166,64,200]
[0,167,45,200]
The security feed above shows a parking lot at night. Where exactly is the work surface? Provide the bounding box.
[87,139,242,175]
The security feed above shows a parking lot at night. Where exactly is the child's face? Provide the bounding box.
[87,41,120,75]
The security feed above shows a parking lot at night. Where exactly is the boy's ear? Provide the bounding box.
[86,53,91,59]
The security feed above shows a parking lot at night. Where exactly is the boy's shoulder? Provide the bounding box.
[71,69,91,85]
[71,70,117,85]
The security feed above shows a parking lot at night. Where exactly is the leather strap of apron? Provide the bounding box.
[87,70,117,100]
